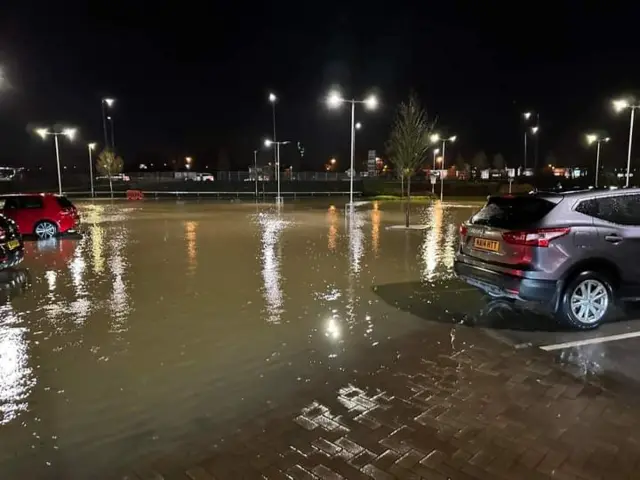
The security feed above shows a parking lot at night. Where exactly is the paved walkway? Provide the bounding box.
[125,327,640,480]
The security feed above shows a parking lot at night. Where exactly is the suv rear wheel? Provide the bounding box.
[559,271,614,330]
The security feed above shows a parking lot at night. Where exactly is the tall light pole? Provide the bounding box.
[326,90,378,210]
[88,142,96,197]
[102,98,115,150]
[430,134,457,201]
[107,115,115,151]
[432,148,440,194]
[35,127,77,195]
[253,149,259,198]
[522,111,533,169]
[268,93,277,170]
[586,134,610,188]
[613,98,640,187]
[264,139,290,205]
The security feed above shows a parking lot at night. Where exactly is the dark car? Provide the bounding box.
[0,215,24,270]
[454,189,640,330]
[0,193,80,240]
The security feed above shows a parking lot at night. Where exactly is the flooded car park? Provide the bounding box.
[0,199,640,478]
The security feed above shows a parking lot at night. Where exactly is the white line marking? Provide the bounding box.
[540,330,640,351]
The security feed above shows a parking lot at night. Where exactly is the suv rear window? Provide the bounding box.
[56,196,74,209]
[470,196,556,229]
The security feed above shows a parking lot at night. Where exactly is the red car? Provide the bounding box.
[0,193,80,239]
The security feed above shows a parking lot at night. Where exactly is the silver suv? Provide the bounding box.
[454,189,640,329]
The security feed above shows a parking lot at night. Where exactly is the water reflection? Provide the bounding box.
[185,221,198,273]
[327,206,338,252]
[0,273,33,426]
[259,212,288,324]
[108,228,130,333]
[421,203,442,282]
[90,225,106,274]
[346,211,365,326]
[67,236,91,326]
[371,201,380,257]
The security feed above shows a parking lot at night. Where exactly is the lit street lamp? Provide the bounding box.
[326,89,378,210]
[185,156,192,170]
[264,139,291,205]
[268,93,278,172]
[586,134,610,188]
[431,148,440,194]
[430,134,457,201]
[88,142,96,198]
[613,98,640,187]
[355,122,362,130]
[35,127,77,195]
[522,111,540,170]
[102,97,115,150]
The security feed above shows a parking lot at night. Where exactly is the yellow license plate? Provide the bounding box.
[6,240,19,250]
[473,237,499,252]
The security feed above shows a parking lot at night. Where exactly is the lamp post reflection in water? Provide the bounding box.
[346,210,365,325]
[185,221,198,274]
[0,304,35,425]
[421,203,443,282]
[327,205,338,252]
[371,201,380,257]
[108,229,130,334]
[259,213,288,324]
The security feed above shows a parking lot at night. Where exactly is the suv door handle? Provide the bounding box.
[605,234,623,243]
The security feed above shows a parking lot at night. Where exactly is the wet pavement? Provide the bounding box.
[0,199,640,479]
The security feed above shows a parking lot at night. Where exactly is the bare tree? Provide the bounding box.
[386,94,435,227]
[96,149,124,198]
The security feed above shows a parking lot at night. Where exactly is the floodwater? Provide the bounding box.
[0,198,629,479]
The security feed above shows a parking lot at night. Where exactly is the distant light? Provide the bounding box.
[586,134,597,144]
[88,142,97,150]
[264,139,273,147]
[604,137,611,142]
[523,112,532,120]
[613,99,630,112]
[62,128,77,140]
[355,122,362,130]
[449,135,457,142]
[185,156,192,163]
[35,128,49,139]
[531,126,539,134]
[103,98,115,107]
[430,133,440,143]
[106,116,112,120]
[268,93,277,103]
[330,158,336,164]
[327,90,343,109]
[364,95,378,110]
[433,148,440,154]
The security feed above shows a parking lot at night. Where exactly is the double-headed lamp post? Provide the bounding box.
[613,98,640,187]
[326,90,378,209]
[430,134,457,201]
[264,139,290,205]
[102,97,115,150]
[88,142,96,198]
[586,134,610,188]
[35,127,77,195]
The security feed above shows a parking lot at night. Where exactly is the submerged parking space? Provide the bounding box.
[2,198,640,478]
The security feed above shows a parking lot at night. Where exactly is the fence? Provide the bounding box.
[64,190,362,200]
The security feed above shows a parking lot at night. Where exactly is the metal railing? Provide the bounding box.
[64,190,362,199]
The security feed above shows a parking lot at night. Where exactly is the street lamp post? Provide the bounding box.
[35,127,77,195]
[586,134,610,188]
[102,98,115,150]
[268,93,277,172]
[253,149,259,198]
[430,134,457,202]
[264,139,290,205]
[88,143,96,198]
[326,90,378,210]
[431,148,440,194]
[613,98,640,187]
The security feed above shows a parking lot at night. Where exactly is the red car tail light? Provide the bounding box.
[502,227,570,247]
[459,224,468,237]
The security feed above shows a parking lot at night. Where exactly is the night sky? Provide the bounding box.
[1,3,639,173]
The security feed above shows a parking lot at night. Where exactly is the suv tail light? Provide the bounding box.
[459,224,468,237]
[502,227,570,247]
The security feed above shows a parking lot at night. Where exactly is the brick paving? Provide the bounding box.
[124,327,640,479]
